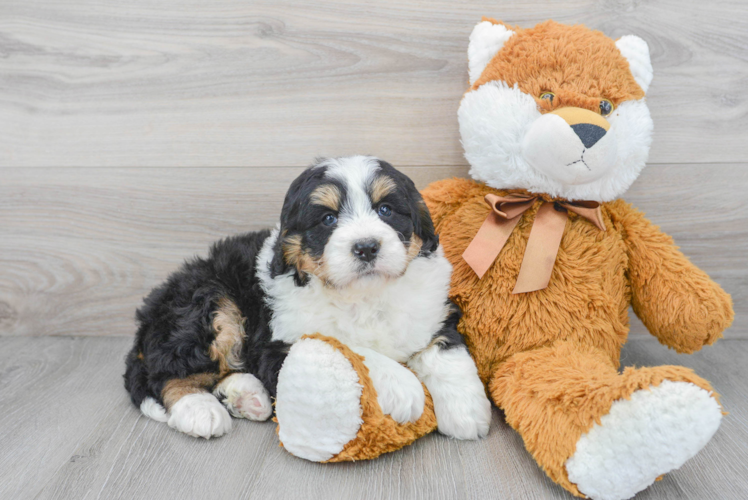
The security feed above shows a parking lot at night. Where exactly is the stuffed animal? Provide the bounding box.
[421,19,734,500]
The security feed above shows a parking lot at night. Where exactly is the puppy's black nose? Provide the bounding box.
[571,123,607,149]
[352,239,380,263]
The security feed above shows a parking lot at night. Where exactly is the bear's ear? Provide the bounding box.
[468,20,515,86]
[616,35,653,94]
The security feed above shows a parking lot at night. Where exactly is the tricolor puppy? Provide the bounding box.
[125,156,492,441]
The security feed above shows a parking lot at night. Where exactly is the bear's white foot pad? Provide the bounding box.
[275,338,363,462]
[565,380,722,500]
[167,393,232,439]
[214,373,272,421]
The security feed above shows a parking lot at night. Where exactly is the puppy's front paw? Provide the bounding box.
[408,345,492,440]
[433,385,492,440]
[167,393,232,439]
[355,347,425,424]
[214,373,272,421]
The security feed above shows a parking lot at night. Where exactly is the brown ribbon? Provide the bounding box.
[462,193,606,294]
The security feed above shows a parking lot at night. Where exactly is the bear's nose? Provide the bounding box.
[549,107,610,149]
[570,123,607,149]
[352,239,380,263]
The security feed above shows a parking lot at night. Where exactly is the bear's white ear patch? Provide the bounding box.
[468,21,515,86]
[616,35,653,94]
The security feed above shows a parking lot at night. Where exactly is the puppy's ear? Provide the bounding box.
[412,196,439,256]
[269,233,290,278]
[269,165,322,287]
[269,232,310,287]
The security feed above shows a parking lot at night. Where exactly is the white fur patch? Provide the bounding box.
[565,381,722,500]
[167,393,232,439]
[353,346,425,424]
[522,113,618,186]
[459,81,653,201]
[275,338,363,462]
[616,35,653,93]
[468,21,515,85]
[408,345,491,439]
[139,396,169,423]
[213,373,272,421]
[258,230,453,363]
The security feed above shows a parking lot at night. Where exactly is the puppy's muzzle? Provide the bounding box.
[352,239,380,263]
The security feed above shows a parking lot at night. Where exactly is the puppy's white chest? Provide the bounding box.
[265,251,453,362]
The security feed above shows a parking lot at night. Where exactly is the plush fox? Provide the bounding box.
[421,19,734,500]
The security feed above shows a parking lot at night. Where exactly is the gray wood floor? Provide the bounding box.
[0,337,746,500]
[1,0,747,498]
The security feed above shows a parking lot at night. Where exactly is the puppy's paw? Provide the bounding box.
[432,383,492,440]
[355,347,425,424]
[167,393,232,439]
[214,373,273,421]
[407,345,492,440]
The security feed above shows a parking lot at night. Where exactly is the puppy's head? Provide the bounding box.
[270,156,438,288]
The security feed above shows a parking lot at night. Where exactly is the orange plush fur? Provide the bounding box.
[473,19,644,112]
[422,19,734,497]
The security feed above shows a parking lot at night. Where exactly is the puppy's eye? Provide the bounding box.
[539,91,555,103]
[378,204,392,217]
[322,213,337,226]
[599,99,614,116]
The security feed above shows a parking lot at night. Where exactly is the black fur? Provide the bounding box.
[430,301,467,350]
[269,165,347,286]
[124,229,284,407]
[375,160,439,256]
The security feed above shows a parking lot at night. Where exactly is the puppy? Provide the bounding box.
[124,156,491,440]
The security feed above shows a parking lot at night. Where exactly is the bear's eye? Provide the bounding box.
[599,99,614,116]
[539,92,555,103]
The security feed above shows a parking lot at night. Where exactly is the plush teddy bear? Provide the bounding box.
[420,19,734,500]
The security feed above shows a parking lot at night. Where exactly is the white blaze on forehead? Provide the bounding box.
[318,155,380,219]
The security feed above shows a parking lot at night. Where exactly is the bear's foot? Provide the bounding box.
[566,380,722,500]
[275,334,437,462]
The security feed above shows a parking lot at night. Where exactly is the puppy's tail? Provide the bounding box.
[124,346,168,422]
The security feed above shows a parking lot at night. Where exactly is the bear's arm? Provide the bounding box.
[421,178,481,229]
[608,200,734,353]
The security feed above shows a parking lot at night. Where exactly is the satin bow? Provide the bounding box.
[462,193,606,293]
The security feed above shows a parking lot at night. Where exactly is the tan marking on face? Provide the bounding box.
[162,373,219,410]
[210,297,246,375]
[282,234,331,284]
[137,351,144,361]
[370,176,397,204]
[406,234,423,263]
[310,184,341,211]
[282,234,303,267]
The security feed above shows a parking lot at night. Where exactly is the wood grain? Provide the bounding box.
[1,0,747,167]
[0,336,745,500]
[1,164,744,338]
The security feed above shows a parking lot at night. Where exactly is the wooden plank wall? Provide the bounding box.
[1,0,746,340]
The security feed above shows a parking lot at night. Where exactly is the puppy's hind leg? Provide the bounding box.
[163,373,232,439]
[213,373,273,421]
